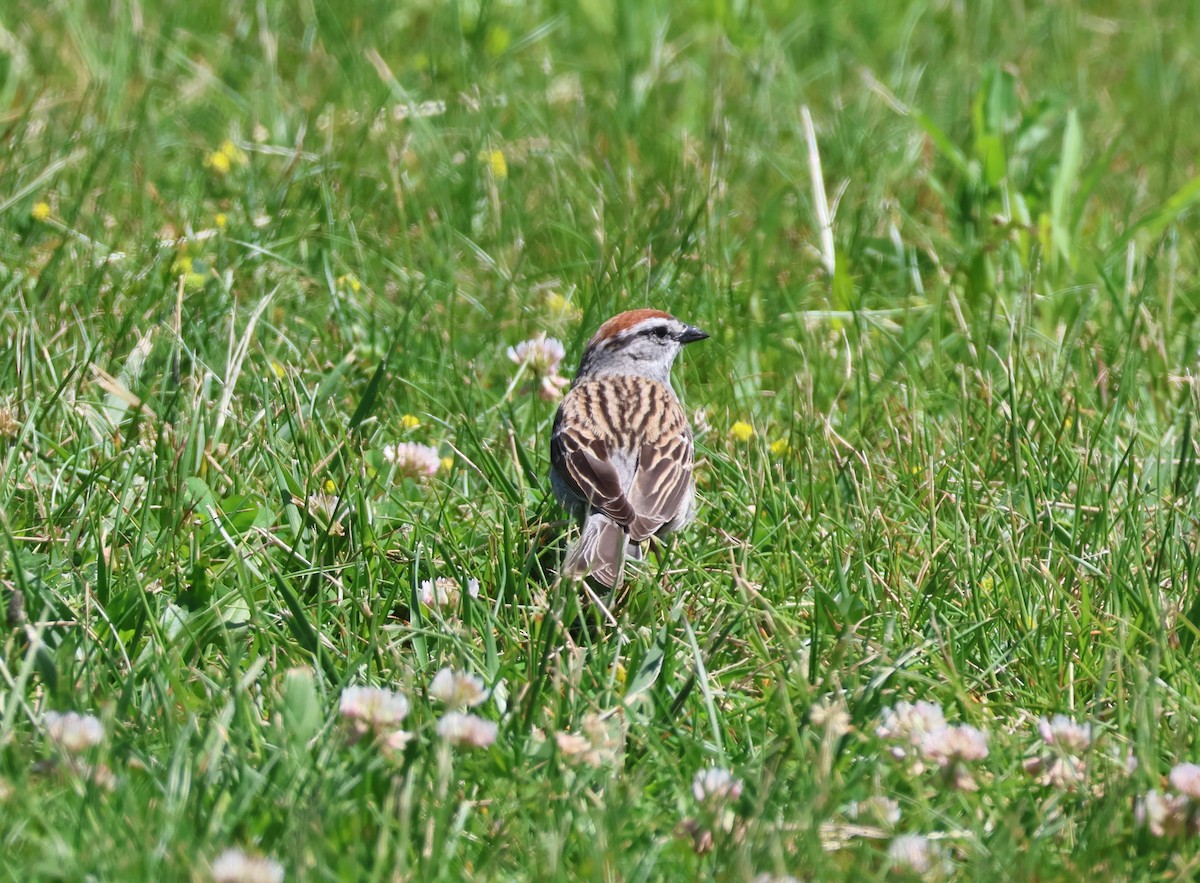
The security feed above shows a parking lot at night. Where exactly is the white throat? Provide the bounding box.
[576,339,682,387]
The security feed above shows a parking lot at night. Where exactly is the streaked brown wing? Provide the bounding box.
[551,399,636,525]
[627,428,692,541]
[551,377,692,538]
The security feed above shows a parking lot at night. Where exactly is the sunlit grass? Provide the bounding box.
[2,1,1200,880]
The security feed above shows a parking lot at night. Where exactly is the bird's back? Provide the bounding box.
[551,376,692,540]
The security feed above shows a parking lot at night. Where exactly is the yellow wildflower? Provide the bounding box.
[214,213,228,229]
[205,150,232,174]
[323,479,337,494]
[170,255,206,289]
[483,149,507,180]
[400,414,421,430]
[544,291,582,321]
[219,139,247,165]
[337,274,362,293]
[440,456,455,472]
[730,421,754,443]
[769,438,789,456]
[205,139,247,176]
[31,202,51,222]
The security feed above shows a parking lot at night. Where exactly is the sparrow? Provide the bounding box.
[550,309,708,589]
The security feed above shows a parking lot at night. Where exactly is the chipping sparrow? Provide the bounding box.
[551,309,708,588]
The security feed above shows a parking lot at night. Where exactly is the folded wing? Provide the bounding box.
[551,377,692,541]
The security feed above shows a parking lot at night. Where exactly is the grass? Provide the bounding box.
[2,0,1200,879]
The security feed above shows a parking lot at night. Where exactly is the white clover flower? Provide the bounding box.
[210,848,285,883]
[692,767,743,806]
[83,762,117,791]
[44,711,104,754]
[689,766,743,838]
[382,729,414,757]
[436,712,498,748]
[887,833,947,876]
[382,442,442,479]
[506,334,565,374]
[846,795,902,827]
[919,724,988,791]
[1169,762,1200,801]
[582,711,624,762]
[877,701,947,759]
[1135,790,1191,837]
[920,724,989,765]
[428,668,488,709]
[537,376,569,400]
[418,577,480,611]
[304,491,339,521]
[1123,750,1139,776]
[878,701,989,789]
[555,711,624,768]
[1038,715,1094,754]
[506,333,569,400]
[299,492,346,536]
[809,694,852,738]
[555,731,594,759]
[1023,754,1087,791]
[1025,715,1095,790]
[339,686,410,737]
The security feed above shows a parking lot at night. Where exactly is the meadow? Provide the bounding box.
[2,0,1200,879]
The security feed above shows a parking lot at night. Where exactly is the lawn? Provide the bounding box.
[2,0,1200,879]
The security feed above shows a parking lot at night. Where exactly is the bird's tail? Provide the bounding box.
[562,511,627,589]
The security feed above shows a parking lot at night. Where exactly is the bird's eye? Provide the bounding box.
[651,325,669,339]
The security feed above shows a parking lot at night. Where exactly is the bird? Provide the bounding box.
[550,309,708,590]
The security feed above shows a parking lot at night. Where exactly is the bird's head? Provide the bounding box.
[575,309,708,384]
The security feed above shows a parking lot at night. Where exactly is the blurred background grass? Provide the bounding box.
[3,0,1200,879]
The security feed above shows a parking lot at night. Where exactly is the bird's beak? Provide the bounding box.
[678,325,709,344]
